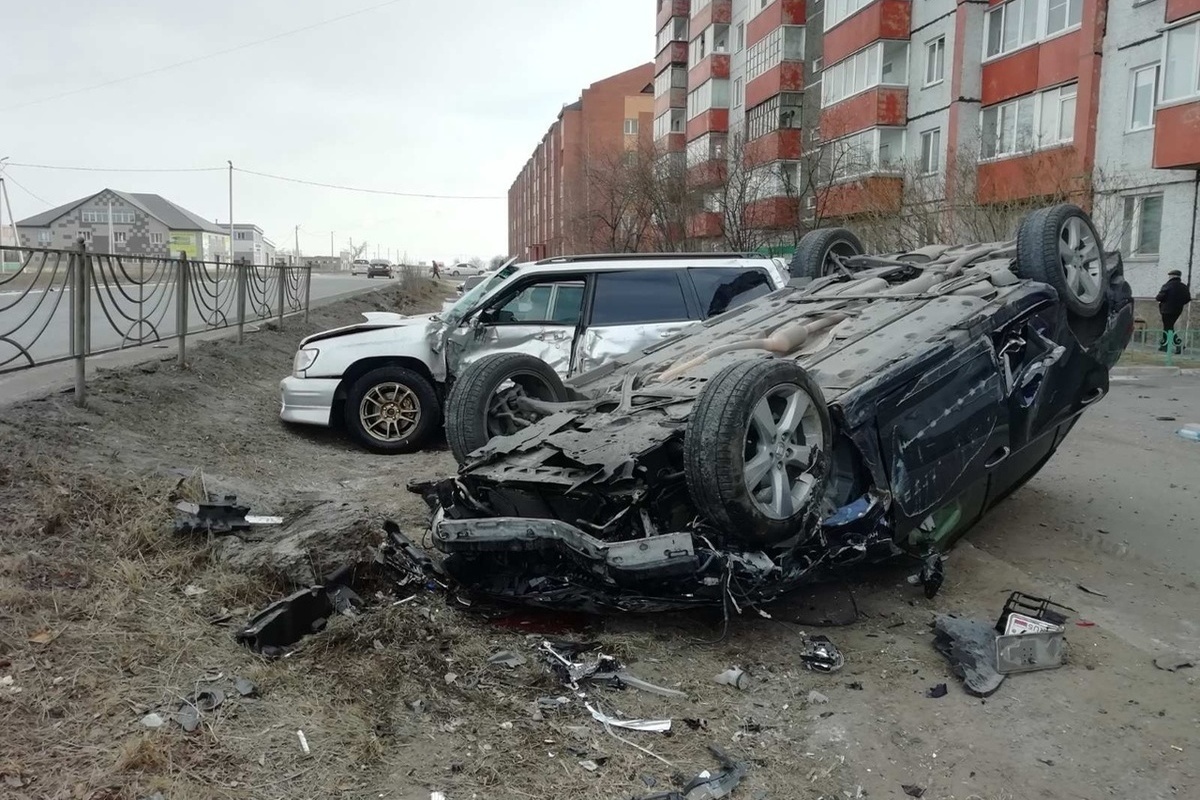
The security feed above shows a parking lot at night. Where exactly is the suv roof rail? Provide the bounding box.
[533,252,768,265]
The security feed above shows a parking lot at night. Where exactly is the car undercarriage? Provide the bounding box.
[413,207,1134,613]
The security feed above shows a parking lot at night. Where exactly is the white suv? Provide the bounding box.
[280,253,788,453]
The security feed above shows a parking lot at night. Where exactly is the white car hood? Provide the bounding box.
[301,312,432,346]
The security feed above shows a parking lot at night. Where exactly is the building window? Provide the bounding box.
[746,25,804,83]
[113,211,134,224]
[733,77,744,108]
[825,0,875,31]
[654,65,688,96]
[37,230,51,243]
[1163,21,1200,104]
[736,22,745,53]
[750,161,801,198]
[113,231,127,244]
[980,83,1076,160]
[624,118,639,135]
[689,24,729,63]
[690,0,711,19]
[656,16,688,51]
[985,0,1083,60]
[1129,64,1159,130]
[925,37,946,86]
[1122,194,1163,257]
[653,108,686,139]
[150,232,164,245]
[78,230,93,242]
[822,40,909,107]
[829,128,905,180]
[746,93,803,141]
[686,133,727,167]
[920,128,942,174]
[687,78,730,119]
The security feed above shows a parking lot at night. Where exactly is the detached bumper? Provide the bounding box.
[279,376,339,426]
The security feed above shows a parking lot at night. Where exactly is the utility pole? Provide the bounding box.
[107,199,115,252]
[330,230,334,257]
[294,225,300,265]
[228,161,235,264]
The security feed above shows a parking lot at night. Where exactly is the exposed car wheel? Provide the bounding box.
[446,353,569,464]
[788,228,865,280]
[684,357,833,545]
[344,366,439,454]
[1015,204,1107,318]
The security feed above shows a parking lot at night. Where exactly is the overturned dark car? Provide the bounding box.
[415,205,1134,613]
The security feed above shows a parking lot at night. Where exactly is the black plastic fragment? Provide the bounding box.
[235,566,365,655]
[174,496,250,535]
[902,784,926,797]
[995,591,1074,633]
[932,615,1005,697]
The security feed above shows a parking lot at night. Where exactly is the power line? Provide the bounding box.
[0,171,53,207]
[1,0,406,112]
[233,167,504,201]
[5,161,223,173]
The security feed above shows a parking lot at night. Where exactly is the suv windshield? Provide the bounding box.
[440,264,521,325]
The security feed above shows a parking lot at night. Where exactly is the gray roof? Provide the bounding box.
[16,189,227,234]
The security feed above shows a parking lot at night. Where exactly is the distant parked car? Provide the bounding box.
[448,263,484,277]
[350,259,370,276]
[456,274,487,295]
[368,260,394,279]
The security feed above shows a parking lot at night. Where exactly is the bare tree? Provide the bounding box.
[467,256,486,269]
[569,145,656,253]
[348,238,369,261]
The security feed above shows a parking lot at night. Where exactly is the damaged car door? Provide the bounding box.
[456,276,586,376]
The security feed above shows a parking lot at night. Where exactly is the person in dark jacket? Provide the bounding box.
[1156,269,1192,352]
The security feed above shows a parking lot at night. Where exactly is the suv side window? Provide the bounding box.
[492,280,585,324]
[590,270,689,326]
[689,268,773,317]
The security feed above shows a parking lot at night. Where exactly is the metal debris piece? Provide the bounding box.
[1153,654,1195,672]
[640,745,748,800]
[1076,583,1108,598]
[714,668,748,690]
[586,703,671,733]
[234,677,259,697]
[236,569,366,654]
[995,592,1073,634]
[800,635,845,673]
[1004,612,1064,635]
[173,496,252,535]
[487,650,527,669]
[932,615,1006,697]
[537,696,571,711]
[297,729,311,755]
[245,515,284,525]
[996,630,1067,674]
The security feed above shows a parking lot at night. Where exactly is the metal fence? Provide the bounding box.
[0,240,311,406]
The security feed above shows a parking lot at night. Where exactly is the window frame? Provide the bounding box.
[1161,20,1200,105]
[978,82,1077,161]
[919,128,942,175]
[827,126,906,181]
[588,269,692,326]
[983,0,1084,62]
[821,40,909,107]
[623,118,639,135]
[1121,193,1164,258]
[1128,63,1160,131]
[37,230,52,244]
[150,232,164,245]
[924,36,946,87]
[825,0,876,32]
[485,277,587,327]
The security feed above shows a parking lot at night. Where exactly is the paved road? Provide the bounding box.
[0,273,381,369]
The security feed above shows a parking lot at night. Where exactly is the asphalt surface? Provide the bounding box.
[0,273,377,368]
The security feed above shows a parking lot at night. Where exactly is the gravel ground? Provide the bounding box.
[1,283,1197,800]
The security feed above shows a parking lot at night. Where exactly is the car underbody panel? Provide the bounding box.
[419,226,1134,612]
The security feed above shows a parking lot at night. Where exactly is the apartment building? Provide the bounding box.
[652,0,1200,295]
[508,64,655,260]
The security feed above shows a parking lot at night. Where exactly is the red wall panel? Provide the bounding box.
[820,87,907,139]
[1153,101,1200,169]
[824,0,911,65]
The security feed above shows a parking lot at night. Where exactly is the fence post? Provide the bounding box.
[236,258,247,344]
[277,265,285,329]
[303,265,312,322]
[1166,330,1177,367]
[178,252,190,367]
[72,238,88,407]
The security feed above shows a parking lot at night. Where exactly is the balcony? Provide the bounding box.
[691,0,731,31]
[981,30,1081,105]
[1166,0,1200,22]
[656,41,689,74]
[686,108,730,141]
[657,131,687,153]
[745,128,803,167]
[654,88,687,116]
[688,210,723,240]
[746,62,804,110]
[657,0,691,29]
[748,0,806,47]
[824,0,911,66]
[745,196,801,230]
[820,87,907,139]
[687,159,728,188]
[976,147,1088,205]
[689,52,731,86]
[1153,101,1200,170]
[817,176,903,219]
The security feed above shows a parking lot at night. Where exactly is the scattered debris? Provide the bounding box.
[800,635,845,673]
[297,729,311,756]
[1076,584,1109,598]
[1156,415,1177,421]
[926,683,948,699]
[182,584,208,598]
[175,705,201,733]
[586,703,671,733]
[0,675,21,694]
[1075,620,1096,627]
[537,696,571,711]
[902,784,926,798]
[190,689,225,712]
[996,630,1067,674]
[444,672,458,685]
[639,745,748,800]
[174,496,252,535]
[27,629,59,645]
[140,712,166,728]
[846,681,864,690]
[684,718,709,731]
[236,566,365,655]
[539,640,686,697]
[1154,654,1195,672]
[714,667,749,690]
[487,650,527,669]
[1171,745,1184,752]
[579,759,600,772]
[995,592,1073,634]
[806,690,829,705]
[234,677,259,697]
[932,615,1006,697]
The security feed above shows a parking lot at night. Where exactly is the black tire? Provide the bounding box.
[684,357,833,546]
[343,366,440,454]
[445,353,569,464]
[788,228,865,280]
[1015,204,1107,318]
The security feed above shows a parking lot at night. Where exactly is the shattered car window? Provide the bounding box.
[440,264,520,326]
[689,267,773,317]
[492,281,585,324]
[590,270,689,325]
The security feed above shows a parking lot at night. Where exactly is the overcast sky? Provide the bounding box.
[0,0,653,263]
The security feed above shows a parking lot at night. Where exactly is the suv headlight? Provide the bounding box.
[293,348,319,376]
